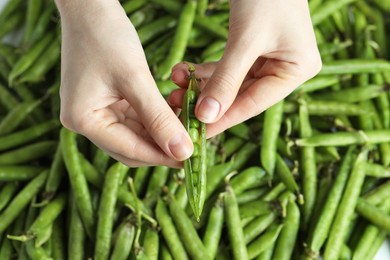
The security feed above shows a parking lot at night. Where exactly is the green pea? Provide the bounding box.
[187,90,196,103]
[192,174,199,186]
[189,128,199,142]
[190,118,200,128]
[193,143,200,157]
[192,157,201,173]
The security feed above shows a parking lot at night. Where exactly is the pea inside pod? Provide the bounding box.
[181,63,207,221]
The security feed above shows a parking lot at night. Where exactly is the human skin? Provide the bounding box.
[168,0,322,138]
[56,0,321,167]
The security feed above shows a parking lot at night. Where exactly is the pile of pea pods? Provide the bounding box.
[1,0,390,259]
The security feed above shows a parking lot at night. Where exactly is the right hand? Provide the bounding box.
[56,0,193,167]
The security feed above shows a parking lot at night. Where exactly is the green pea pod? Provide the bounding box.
[247,223,284,259]
[51,217,66,260]
[202,195,224,259]
[92,148,110,174]
[0,234,13,259]
[0,43,17,66]
[30,194,67,235]
[22,0,43,46]
[244,212,277,244]
[110,220,135,260]
[181,64,207,220]
[122,0,147,14]
[0,119,60,151]
[295,130,390,147]
[273,200,300,260]
[138,16,177,45]
[236,188,268,204]
[157,1,197,80]
[355,198,390,232]
[144,166,170,208]
[324,148,368,260]
[95,162,129,260]
[0,0,24,22]
[0,170,48,234]
[28,2,56,46]
[230,167,266,195]
[155,199,189,260]
[0,12,24,39]
[320,59,390,75]
[8,33,54,86]
[18,39,61,84]
[0,182,19,211]
[0,141,57,165]
[365,163,390,178]
[261,100,284,176]
[61,128,95,238]
[224,185,248,260]
[0,99,44,136]
[68,194,86,260]
[34,223,53,248]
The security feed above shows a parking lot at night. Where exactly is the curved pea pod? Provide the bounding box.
[181,65,207,220]
[0,182,19,211]
[110,220,135,260]
[247,223,284,259]
[0,99,44,136]
[261,100,284,177]
[143,228,159,260]
[95,162,128,260]
[8,33,54,86]
[295,130,390,147]
[272,200,300,260]
[0,12,24,39]
[323,148,368,260]
[51,217,66,260]
[310,0,357,26]
[0,166,45,182]
[0,119,60,151]
[0,141,57,165]
[0,235,13,259]
[243,212,277,244]
[320,59,390,75]
[230,167,266,195]
[0,0,24,22]
[355,198,390,232]
[18,39,61,84]
[202,195,224,259]
[224,185,248,260]
[155,199,189,260]
[122,0,147,14]
[157,1,197,80]
[17,193,67,247]
[0,170,48,234]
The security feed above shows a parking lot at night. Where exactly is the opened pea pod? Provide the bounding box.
[181,63,207,221]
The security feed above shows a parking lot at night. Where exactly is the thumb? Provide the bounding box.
[195,40,258,124]
[120,72,193,161]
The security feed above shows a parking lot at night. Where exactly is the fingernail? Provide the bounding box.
[198,97,220,123]
[169,133,193,161]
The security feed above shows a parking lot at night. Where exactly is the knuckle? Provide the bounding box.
[299,50,322,79]
[208,71,238,98]
[60,107,91,135]
[147,109,174,134]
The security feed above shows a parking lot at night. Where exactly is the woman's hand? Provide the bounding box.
[168,0,322,138]
[56,0,193,167]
